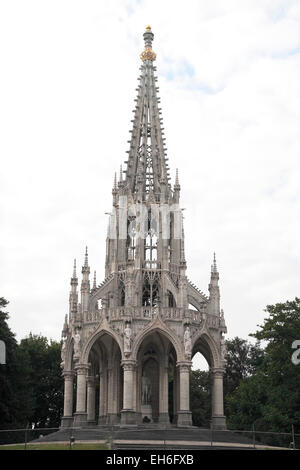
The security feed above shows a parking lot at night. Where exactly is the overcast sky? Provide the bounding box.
[1,0,300,367]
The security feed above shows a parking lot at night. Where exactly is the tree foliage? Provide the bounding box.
[190,370,211,427]
[0,298,33,429]
[226,298,300,432]
[19,334,63,428]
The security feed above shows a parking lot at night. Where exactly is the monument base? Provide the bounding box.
[177,411,192,427]
[73,412,87,427]
[60,416,74,428]
[211,415,227,430]
[120,410,138,425]
[141,404,152,423]
[158,412,170,425]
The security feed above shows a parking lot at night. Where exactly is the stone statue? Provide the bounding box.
[220,335,226,361]
[124,323,132,353]
[220,309,226,329]
[61,336,66,364]
[73,329,81,356]
[184,326,192,356]
[142,375,152,405]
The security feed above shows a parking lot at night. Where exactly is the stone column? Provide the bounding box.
[211,367,226,430]
[176,361,192,426]
[73,364,89,427]
[87,376,96,424]
[121,360,137,424]
[98,370,106,424]
[61,371,74,428]
[159,364,169,424]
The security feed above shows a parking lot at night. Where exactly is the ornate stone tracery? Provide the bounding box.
[60,26,227,431]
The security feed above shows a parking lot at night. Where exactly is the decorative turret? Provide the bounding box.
[208,252,220,315]
[81,246,90,314]
[69,259,78,321]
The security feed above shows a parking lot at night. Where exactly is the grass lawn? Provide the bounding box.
[0,442,109,450]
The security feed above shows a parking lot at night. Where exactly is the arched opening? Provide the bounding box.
[168,290,176,307]
[136,330,178,424]
[190,337,214,428]
[87,333,122,425]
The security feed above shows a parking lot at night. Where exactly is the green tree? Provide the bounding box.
[226,298,300,434]
[224,337,264,396]
[250,297,300,432]
[19,334,64,428]
[190,370,211,427]
[0,298,33,430]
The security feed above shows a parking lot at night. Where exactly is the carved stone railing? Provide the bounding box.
[83,307,220,329]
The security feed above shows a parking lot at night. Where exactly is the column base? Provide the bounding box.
[73,412,87,427]
[177,411,192,427]
[87,420,97,426]
[107,413,120,425]
[98,415,107,425]
[211,415,226,430]
[120,410,138,425]
[60,416,74,428]
[159,413,170,425]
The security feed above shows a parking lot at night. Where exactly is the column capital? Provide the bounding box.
[62,370,75,379]
[74,363,90,374]
[176,360,192,372]
[211,367,225,377]
[121,360,137,371]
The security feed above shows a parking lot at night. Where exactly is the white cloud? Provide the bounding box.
[0,0,299,350]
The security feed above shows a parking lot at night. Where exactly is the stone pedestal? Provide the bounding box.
[107,413,120,425]
[60,416,74,428]
[73,412,87,427]
[141,404,152,422]
[158,412,170,425]
[120,410,138,425]
[177,411,192,427]
[211,415,226,430]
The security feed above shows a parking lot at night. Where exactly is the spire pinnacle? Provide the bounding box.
[140,26,156,62]
[211,252,218,274]
[73,259,77,278]
[93,270,97,289]
[174,168,181,191]
[84,246,89,267]
[112,172,117,193]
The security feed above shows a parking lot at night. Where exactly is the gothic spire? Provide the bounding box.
[123,26,170,201]
[84,246,89,268]
[72,259,77,279]
[212,252,218,274]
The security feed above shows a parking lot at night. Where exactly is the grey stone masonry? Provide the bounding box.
[60,27,227,430]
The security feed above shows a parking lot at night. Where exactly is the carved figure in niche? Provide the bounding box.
[184,326,192,356]
[73,329,81,356]
[61,335,66,364]
[124,322,132,353]
[142,374,152,404]
[220,334,226,361]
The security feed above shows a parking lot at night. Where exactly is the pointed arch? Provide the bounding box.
[131,319,184,361]
[191,330,220,368]
[81,327,123,364]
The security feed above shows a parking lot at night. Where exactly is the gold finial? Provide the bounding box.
[140,46,156,62]
[140,26,156,62]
